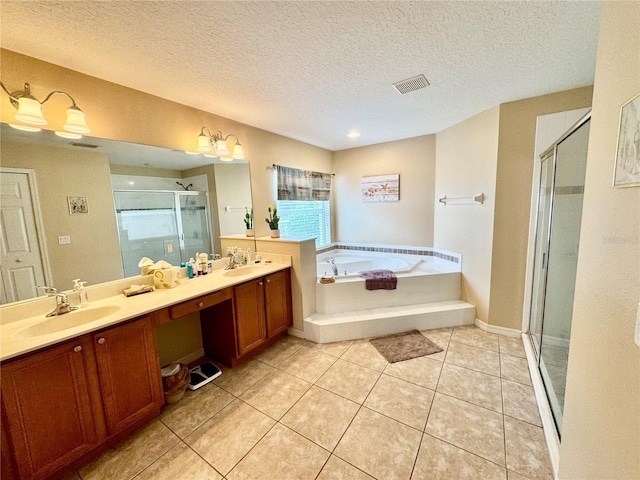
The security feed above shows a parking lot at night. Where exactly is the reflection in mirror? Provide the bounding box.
[0,123,253,304]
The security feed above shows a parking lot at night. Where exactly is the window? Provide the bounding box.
[275,199,331,247]
[273,166,332,247]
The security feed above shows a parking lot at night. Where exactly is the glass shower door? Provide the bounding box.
[115,191,182,277]
[528,116,590,437]
[114,191,213,277]
[529,154,555,358]
[177,192,212,261]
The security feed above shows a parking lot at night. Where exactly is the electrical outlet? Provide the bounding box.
[58,235,71,245]
[635,302,640,348]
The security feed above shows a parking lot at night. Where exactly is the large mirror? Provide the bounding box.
[0,123,254,304]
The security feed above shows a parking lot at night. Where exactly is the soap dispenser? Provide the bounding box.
[73,279,89,308]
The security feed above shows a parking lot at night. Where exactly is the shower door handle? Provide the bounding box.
[542,252,547,270]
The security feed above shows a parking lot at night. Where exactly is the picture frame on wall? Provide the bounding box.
[361,174,400,202]
[613,92,640,188]
[67,196,89,215]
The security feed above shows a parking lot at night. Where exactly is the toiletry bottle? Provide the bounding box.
[187,258,195,279]
[73,279,89,308]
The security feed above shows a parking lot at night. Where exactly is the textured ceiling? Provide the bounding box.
[0,1,601,151]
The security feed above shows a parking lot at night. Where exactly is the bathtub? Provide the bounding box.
[308,244,472,343]
[316,252,422,278]
[315,246,462,314]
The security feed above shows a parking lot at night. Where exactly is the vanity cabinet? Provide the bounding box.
[264,269,293,338]
[235,277,267,356]
[1,336,102,480]
[203,269,292,366]
[0,315,163,480]
[93,315,163,435]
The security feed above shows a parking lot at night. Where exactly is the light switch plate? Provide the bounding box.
[634,302,640,348]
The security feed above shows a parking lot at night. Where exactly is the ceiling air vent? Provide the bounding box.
[392,74,430,94]
[69,142,99,149]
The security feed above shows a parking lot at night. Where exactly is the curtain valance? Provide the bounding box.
[276,165,332,201]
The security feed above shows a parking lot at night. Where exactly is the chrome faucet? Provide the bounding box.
[326,258,338,276]
[225,251,244,270]
[38,286,79,317]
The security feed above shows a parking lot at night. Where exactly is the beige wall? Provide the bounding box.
[559,2,640,478]
[0,49,333,241]
[2,141,123,289]
[332,135,436,246]
[434,107,500,322]
[489,87,593,330]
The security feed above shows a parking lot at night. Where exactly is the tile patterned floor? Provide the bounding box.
[70,325,553,480]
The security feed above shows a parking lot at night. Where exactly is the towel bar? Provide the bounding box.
[438,193,484,206]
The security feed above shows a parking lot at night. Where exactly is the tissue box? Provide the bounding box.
[153,267,181,289]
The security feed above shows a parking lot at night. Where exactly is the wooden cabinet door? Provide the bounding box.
[234,278,266,356]
[93,315,163,435]
[264,269,293,338]
[1,336,104,480]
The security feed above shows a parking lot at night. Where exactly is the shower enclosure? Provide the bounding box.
[114,190,212,277]
[528,113,590,437]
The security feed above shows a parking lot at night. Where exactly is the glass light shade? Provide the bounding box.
[220,156,234,162]
[9,123,41,132]
[197,133,212,152]
[63,106,90,133]
[216,139,230,156]
[55,131,82,139]
[14,96,47,126]
[232,143,244,159]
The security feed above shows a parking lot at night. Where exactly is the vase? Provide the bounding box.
[270,229,280,238]
[245,228,254,237]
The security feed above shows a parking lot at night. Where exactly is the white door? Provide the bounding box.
[0,170,48,303]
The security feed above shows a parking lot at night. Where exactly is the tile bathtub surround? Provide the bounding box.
[72,326,551,480]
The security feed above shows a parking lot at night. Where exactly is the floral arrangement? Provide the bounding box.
[244,206,253,229]
[265,205,280,230]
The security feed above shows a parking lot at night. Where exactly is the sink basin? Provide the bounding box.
[14,306,121,338]
[222,265,269,278]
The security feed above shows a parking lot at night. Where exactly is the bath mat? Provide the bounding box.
[369,330,442,363]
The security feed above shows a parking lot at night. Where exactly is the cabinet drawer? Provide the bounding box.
[170,288,232,319]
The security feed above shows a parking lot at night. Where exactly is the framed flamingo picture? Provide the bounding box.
[361,174,400,202]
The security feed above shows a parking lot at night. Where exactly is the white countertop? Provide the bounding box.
[0,262,289,363]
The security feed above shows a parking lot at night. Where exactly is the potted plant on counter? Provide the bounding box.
[244,206,254,237]
[265,205,280,238]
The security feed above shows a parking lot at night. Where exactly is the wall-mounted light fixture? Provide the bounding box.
[196,127,244,161]
[0,81,90,138]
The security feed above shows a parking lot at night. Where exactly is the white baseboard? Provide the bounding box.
[287,327,305,339]
[474,318,522,338]
[174,348,205,366]
[522,333,560,480]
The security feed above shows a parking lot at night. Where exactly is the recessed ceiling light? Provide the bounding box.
[347,130,360,138]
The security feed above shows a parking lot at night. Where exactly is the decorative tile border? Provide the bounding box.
[316,243,460,264]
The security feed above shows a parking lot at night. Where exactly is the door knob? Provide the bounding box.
[73,346,82,352]
[15,259,23,263]
[97,338,106,345]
